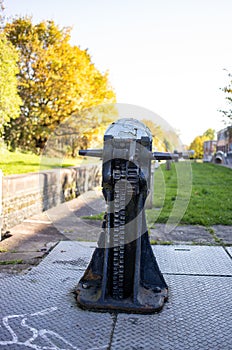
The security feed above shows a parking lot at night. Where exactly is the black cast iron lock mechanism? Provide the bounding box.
[76,118,175,313]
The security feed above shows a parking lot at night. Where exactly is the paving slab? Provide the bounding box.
[45,190,105,240]
[0,241,231,350]
[0,243,112,350]
[150,224,215,244]
[0,251,44,262]
[112,275,232,350]
[0,222,64,253]
[35,240,96,272]
[153,245,232,276]
[212,225,232,244]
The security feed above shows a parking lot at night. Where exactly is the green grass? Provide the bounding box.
[0,148,96,175]
[82,162,232,227]
[150,240,173,245]
[82,213,105,221]
[147,162,232,226]
[4,149,229,227]
[0,259,23,265]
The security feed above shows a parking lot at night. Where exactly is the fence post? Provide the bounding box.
[0,169,2,241]
[166,159,171,170]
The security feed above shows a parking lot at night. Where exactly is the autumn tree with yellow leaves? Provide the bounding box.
[0,3,21,138]
[189,128,215,159]
[4,17,115,153]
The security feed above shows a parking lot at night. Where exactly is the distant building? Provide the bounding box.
[216,126,232,153]
[203,140,217,162]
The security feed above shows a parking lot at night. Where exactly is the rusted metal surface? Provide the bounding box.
[76,118,175,313]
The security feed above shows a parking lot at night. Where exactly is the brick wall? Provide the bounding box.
[2,164,101,230]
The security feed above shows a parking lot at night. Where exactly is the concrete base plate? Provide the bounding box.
[0,241,231,350]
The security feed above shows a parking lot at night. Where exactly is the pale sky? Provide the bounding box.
[4,0,232,145]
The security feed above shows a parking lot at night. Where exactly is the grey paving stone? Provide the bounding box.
[33,241,96,272]
[112,275,232,350]
[46,191,105,241]
[212,225,232,244]
[150,224,215,244]
[0,242,231,350]
[0,251,44,262]
[0,247,112,350]
[153,245,232,276]
[53,217,102,241]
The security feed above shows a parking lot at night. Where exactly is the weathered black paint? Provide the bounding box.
[75,118,172,313]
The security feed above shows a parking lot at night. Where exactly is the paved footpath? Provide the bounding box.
[0,190,231,349]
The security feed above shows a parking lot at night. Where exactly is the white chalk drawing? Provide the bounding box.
[0,307,109,350]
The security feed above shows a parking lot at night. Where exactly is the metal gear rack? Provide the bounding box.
[76,118,175,313]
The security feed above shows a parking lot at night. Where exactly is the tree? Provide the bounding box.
[4,17,115,153]
[189,135,207,159]
[189,128,215,159]
[0,4,21,138]
[220,70,232,123]
[48,104,118,158]
[203,128,215,140]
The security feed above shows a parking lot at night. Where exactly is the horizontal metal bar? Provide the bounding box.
[152,152,178,160]
[79,149,103,158]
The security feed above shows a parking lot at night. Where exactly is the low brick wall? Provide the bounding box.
[2,164,101,230]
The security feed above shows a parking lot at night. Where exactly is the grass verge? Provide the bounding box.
[82,162,232,227]
[0,149,97,175]
[147,162,232,226]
